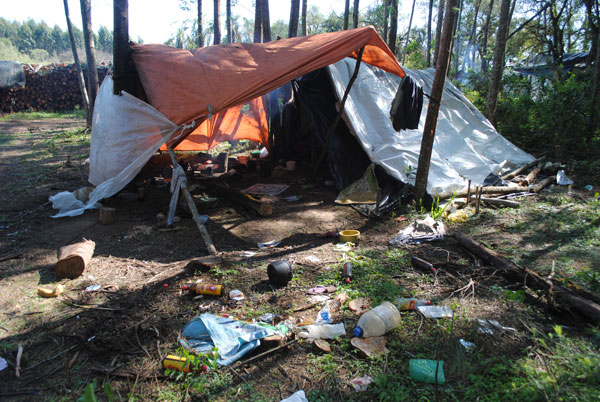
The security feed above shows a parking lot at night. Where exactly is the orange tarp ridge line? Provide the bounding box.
[132,26,405,150]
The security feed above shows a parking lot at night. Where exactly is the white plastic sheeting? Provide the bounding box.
[51,77,180,217]
[327,59,534,196]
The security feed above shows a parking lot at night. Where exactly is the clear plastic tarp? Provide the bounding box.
[328,59,535,197]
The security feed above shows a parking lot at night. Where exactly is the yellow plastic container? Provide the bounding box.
[339,230,360,242]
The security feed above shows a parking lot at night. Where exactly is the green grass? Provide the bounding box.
[0,109,86,121]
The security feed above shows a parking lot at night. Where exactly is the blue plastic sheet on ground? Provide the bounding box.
[180,314,278,366]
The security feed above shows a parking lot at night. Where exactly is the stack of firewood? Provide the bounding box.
[0,63,107,113]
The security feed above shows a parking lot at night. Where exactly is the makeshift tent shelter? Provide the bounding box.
[55,26,533,224]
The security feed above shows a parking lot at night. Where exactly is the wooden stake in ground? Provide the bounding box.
[99,206,116,224]
[56,240,95,278]
[413,0,458,208]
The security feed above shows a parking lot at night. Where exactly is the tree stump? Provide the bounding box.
[99,206,116,224]
[56,240,95,278]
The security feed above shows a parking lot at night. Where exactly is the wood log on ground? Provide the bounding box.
[454,197,520,208]
[501,156,546,180]
[451,232,600,324]
[437,176,555,200]
[211,184,273,217]
[520,166,541,186]
[56,240,95,278]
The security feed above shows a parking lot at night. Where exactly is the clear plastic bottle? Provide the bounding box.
[395,298,431,311]
[315,303,331,324]
[353,301,401,337]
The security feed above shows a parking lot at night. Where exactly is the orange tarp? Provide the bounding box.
[131,27,405,134]
[159,96,268,151]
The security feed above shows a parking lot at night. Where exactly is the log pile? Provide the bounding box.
[0,63,107,113]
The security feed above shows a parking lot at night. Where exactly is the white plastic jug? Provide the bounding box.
[353,301,401,337]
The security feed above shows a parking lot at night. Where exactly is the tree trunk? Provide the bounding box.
[427,0,433,66]
[485,0,511,123]
[453,0,463,76]
[254,0,262,43]
[587,29,600,145]
[583,0,598,67]
[213,0,221,44]
[463,0,481,72]
[262,0,271,42]
[402,0,417,64]
[288,0,300,38]
[226,0,233,43]
[353,0,360,28]
[388,0,398,54]
[383,0,389,43]
[481,0,495,73]
[301,0,307,36]
[198,0,204,47]
[434,0,445,66]
[80,0,99,124]
[344,0,350,30]
[413,0,458,207]
[64,0,89,126]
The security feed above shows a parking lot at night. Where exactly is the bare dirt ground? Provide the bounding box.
[1,116,599,401]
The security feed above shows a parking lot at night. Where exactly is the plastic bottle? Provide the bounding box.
[395,298,431,311]
[353,301,401,337]
[343,263,353,283]
[182,284,223,296]
[298,323,346,339]
[315,303,331,324]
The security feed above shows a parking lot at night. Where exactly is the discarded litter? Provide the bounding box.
[390,215,446,246]
[298,323,345,339]
[283,195,301,202]
[417,305,453,319]
[85,284,101,292]
[353,302,401,337]
[584,185,593,191]
[199,214,209,224]
[279,390,308,402]
[0,357,7,372]
[308,294,331,304]
[314,338,331,352]
[242,183,289,196]
[343,262,353,283]
[459,339,476,350]
[350,375,373,391]
[229,289,245,301]
[411,256,437,274]
[304,255,320,263]
[409,359,445,384]
[182,283,224,296]
[37,284,64,298]
[315,303,331,325]
[307,285,336,295]
[241,251,256,257]
[477,318,516,334]
[162,354,209,373]
[333,242,355,252]
[396,298,431,311]
[267,260,293,286]
[329,293,348,312]
[349,297,371,314]
[258,313,274,323]
[258,240,281,249]
[556,170,574,185]
[447,210,468,223]
[180,314,281,366]
[351,336,389,357]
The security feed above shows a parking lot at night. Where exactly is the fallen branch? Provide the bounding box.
[451,232,600,324]
[0,251,23,262]
[230,338,298,369]
[501,156,546,180]
[455,197,519,208]
[22,345,77,372]
[437,175,554,201]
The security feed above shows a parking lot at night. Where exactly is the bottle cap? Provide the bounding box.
[426,300,431,305]
[353,326,363,337]
[345,278,351,284]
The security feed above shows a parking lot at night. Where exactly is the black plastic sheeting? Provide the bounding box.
[288,67,409,216]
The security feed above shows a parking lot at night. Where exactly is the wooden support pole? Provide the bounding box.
[113,0,137,95]
[413,0,458,208]
[168,148,217,255]
[311,47,365,178]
